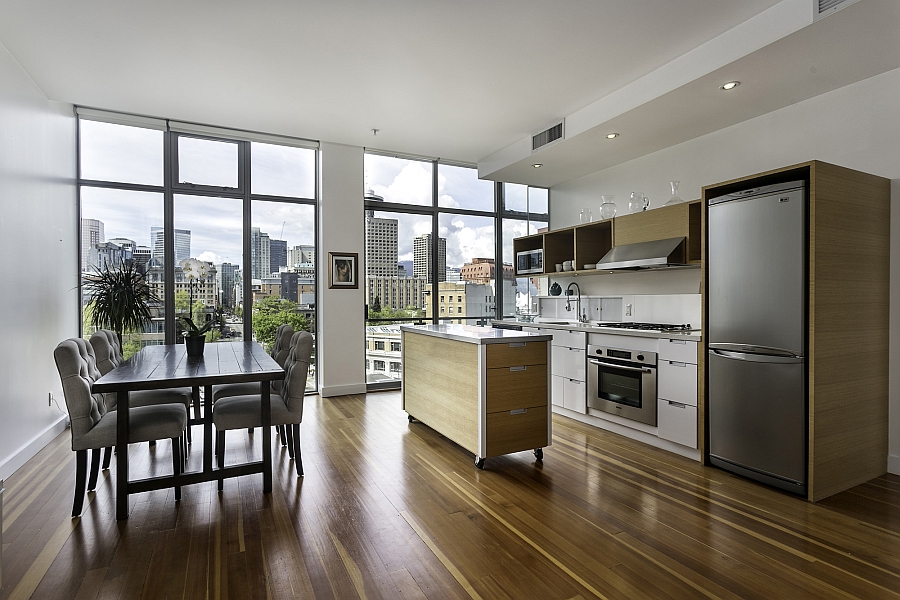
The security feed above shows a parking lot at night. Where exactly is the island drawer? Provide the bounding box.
[485,405,548,457]
[486,341,547,369]
[486,365,548,413]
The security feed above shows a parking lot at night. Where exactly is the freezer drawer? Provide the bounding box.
[708,350,807,487]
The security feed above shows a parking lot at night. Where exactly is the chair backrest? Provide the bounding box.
[271,324,295,394]
[54,338,107,446]
[281,331,313,417]
[89,329,123,376]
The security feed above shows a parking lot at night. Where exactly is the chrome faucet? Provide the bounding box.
[565,282,587,323]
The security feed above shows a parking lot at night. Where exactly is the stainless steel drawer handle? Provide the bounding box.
[668,401,687,408]
[509,342,526,348]
[669,361,686,367]
[510,408,527,415]
[669,339,686,345]
[509,366,526,372]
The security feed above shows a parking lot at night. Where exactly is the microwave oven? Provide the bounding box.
[516,249,544,274]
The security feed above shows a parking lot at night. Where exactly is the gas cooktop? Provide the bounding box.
[594,322,695,332]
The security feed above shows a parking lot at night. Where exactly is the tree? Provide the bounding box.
[251,297,311,350]
[371,296,382,313]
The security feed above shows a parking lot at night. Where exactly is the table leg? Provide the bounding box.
[192,386,201,420]
[262,382,272,493]
[204,385,214,477]
[116,390,129,520]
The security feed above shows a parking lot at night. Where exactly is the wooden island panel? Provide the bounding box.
[402,331,479,454]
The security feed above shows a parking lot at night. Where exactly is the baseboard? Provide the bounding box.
[319,383,367,398]
[0,414,68,481]
[889,453,900,475]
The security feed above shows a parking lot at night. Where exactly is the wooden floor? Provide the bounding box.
[1,391,899,600]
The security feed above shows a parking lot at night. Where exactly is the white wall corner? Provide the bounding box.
[317,142,366,397]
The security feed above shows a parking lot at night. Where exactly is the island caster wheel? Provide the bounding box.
[408,414,416,423]
[474,457,485,469]
[534,448,543,461]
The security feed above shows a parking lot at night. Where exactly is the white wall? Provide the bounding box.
[0,42,77,480]
[551,67,900,474]
[317,142,367,396]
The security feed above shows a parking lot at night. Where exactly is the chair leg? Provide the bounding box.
[285,424,295,459]
[149,440,156,447]
[293,424,303,477]
[172,437,182,501]
[73,450,88,517]
[102,446,113,470]
[186,421,192,444]
[87,448,102,491]
[216,430,225,492]
[279,425,287,446]
[248,427,255,435]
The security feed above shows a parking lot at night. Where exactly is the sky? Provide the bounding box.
[80,120,546,274]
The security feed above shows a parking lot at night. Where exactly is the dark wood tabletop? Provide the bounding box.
[93,341,284,392]
[92,341,284,519]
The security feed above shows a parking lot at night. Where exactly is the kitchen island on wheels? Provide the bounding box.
[400,324,553,468]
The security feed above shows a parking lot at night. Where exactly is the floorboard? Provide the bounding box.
[1,391,898,599]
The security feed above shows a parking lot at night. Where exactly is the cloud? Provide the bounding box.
[196,251,225,264]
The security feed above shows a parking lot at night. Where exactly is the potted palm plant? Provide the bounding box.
[83,260,159,350]
[179,258,217,357]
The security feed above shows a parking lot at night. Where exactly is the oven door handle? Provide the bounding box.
[588,359,652,373]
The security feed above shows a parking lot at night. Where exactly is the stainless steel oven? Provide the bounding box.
[587,344,658,426]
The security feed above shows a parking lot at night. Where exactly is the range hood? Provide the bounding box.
[596,236,688,270]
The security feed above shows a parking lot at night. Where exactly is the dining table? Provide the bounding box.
[92,341,285,520]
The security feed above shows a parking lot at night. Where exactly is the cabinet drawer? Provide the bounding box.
[551,375,565,408]
[658,400,697,448]
[486,405,549,457]
[550,329,585,349]
[658,338,698,364]
[563,378,586,414]
[658,360,698,407]
[486,340,547,369]
[486,364,548,413]
[551,345,585,381]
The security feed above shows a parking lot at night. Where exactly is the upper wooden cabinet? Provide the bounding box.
[512,200,700,276]
[614,201,702,263]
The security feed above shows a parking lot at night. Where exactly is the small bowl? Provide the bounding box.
[582,264,596,270]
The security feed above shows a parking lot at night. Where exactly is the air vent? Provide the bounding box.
[814,0,860,21]
[532,121,564,153]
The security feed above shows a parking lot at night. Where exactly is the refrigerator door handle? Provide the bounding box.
[709,348,804,364]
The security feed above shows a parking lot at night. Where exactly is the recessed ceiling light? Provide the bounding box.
[721,81,740,90]
[606,133,619,139]
[533,163,542,168]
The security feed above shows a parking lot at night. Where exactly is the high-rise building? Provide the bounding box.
[280,271,299,302]
[151,226,191,265]
[216,262,238,308]
[86,240,130,272]
[133,245,152,273]
[81,218,104,272]
[269,239,287,275]
[287,244,315,268]
[364,196,398,277]
[413,233,446,284]
[250,227,271,279]
[366,276,427,311]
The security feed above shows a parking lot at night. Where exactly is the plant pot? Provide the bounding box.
[184,335,206,357]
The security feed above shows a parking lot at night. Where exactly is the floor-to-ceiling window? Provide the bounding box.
[501,184,549,318]
[362,151,547,389]
[78,112,319,390]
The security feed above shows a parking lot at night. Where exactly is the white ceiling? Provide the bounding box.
[0,0,783,166]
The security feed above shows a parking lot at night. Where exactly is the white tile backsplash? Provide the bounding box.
[537,293,700,325]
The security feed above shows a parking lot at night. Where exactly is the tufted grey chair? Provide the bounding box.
[213,331,312,487]
[90,329,195,446]
[211,324,295,444]
[54,338,188,517]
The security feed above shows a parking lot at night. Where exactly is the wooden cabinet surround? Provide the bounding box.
[701,160,891,502]
[513,200,701,277]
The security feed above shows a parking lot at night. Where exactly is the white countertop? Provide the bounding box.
[491,319,702,341]
[401,324,553,344]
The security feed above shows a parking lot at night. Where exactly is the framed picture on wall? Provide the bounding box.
[328,252,358,289]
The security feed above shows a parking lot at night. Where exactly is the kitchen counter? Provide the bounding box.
[401,323,553,344]
[401,325,551,468]
[491,319,702,341]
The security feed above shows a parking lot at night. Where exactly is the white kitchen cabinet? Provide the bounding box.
[551,374,565,408]
[658,360,698,407]
[563,378,586,414]
[658,400,697,448]
[658,338,697,363]
[551,345,585,381]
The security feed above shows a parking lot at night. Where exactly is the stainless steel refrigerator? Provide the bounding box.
[707,180,808,496]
